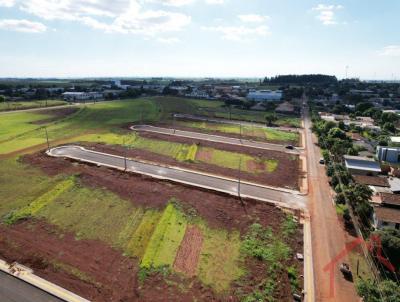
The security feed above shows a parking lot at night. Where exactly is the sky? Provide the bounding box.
[0,0,399,79]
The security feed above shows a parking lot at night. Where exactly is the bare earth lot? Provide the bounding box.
[4,152,304,301]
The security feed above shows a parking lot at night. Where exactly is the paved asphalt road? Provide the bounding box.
[0,271,64,302]
[174,113,301,132]
[49,146,307,210]
[131,125,300,154]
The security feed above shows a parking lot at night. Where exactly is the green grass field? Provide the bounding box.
[0,100,67,112]
[176,120,299,144]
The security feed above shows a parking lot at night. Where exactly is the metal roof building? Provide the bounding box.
[344,155,381,176]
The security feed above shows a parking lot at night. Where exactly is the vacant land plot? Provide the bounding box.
[72,132,299,189]
[0,100,67,112]
[174,120,299,145]
[0,96,303,301]
[0,154,303,301]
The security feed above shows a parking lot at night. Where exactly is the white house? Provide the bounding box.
[247,90,282,101]
[344,155,381,176]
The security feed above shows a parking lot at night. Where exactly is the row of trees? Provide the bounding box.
[311,108,400,298]
[263,74,338,85]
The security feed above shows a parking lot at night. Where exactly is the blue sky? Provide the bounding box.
[0,0,399,79]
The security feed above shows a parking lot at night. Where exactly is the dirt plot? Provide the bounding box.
[156,122,300,146]
[173,225,204,276]
[0,220,138,302]
[23,152,286,233]
[19,153,303,301]
[85,131,299,189]
[32,107,79,124]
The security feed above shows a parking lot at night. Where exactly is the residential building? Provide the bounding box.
[376,146,400,163]
[353,175,391,196]
[275,102,295,114]
[373,193,400,230]
[62,91,103,102]
[344,155,381,176]
[247,90,282,101]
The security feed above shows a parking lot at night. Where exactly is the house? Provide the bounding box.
[275,102,295,114]
[390,136,400,144]
[247,90,282,102]
[376,146,400,163]
[353,175,391,195]
[62,92,103,102]
[344,155,381,176]
[388,177,400,194]
[373,193,400,229]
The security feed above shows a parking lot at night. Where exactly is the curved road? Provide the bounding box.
[48,145,307,210]
[131,125,301,154]
[0,271,64,302]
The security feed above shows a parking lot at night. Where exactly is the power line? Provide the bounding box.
[308,103,389,301]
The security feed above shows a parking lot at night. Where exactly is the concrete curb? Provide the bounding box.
[0,259,90,302]
[51,145,302,196]
[303,216,315,302]
[47,146,305,211]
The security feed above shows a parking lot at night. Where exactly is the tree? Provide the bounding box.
[0,95,5,103]
[373,228,400,274]
[357,279,400,302]
[383,122,396,133]
[328,127,347,140]
[265,113,277,126]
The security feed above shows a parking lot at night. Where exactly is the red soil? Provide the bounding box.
[173,225,204,276]
[78,131,300,190]
[33,107,79,124]
[0,220,139,302]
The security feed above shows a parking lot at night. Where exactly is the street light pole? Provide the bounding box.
[238,157,242,201]
[44,126,50,150]
[123,137,127,171]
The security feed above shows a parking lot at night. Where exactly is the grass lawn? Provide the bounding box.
[198,147,278,173]
[197,223,244,293]
[0,100,67,112]
[176,120,299,144]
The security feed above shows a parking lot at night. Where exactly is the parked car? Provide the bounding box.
[285,145,294,150]
[319,158,325,164]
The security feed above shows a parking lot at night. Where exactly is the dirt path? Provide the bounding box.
[304,106,359,301]
[173,226,204,276]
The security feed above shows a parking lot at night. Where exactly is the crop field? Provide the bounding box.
[0,97,303,301]
[0,100,67,112]
[175,120,299,145]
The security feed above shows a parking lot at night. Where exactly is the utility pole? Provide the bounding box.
[44,126,50,150]
[237,157,243,203]
[123,137,127,171]
[345,65,349,79]
[239,123,243,144]
[229,105,232,120]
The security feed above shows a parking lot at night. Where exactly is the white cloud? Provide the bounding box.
[238,14,269,23]
[0,0,15,7]
[16,0,191,37]
[205,0,225,4]
[202,24,270,41]
[0,19,47,33]
[146,0,194,6]
[379,45,400,57]
[157,37,181,44]
[312,4,343,25]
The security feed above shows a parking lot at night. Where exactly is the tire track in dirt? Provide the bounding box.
[173,225,204,277]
